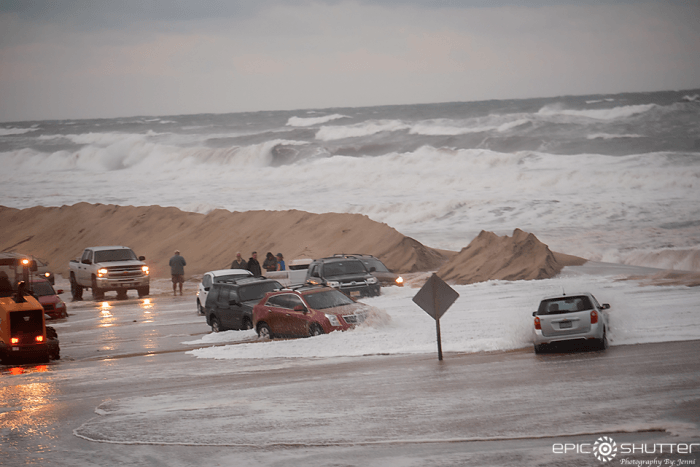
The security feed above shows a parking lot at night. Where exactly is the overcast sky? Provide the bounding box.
[1,0,699,122]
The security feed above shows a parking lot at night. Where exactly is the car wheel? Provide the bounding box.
[197,300,203,315]
[210,316,222,333]
[309,323,324,337]
[597,328,609,351]
[91,276,104,301]
[138,286,149,298]
[257,323,273,339]
[242,317,253,330]
[46,326,60,360]
[70,273,83,301]
[534,344,545,354]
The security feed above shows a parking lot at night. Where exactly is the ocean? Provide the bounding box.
[1,89,699,271]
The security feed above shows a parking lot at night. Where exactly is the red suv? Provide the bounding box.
[30,278,68,319]
[253,285,369,339]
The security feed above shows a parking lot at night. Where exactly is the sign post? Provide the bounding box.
[412,273,459,361]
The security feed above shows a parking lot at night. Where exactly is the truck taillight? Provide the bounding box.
[590,310,598,324]
[534,316,541,330]
[35,335,44,342]
[11,337,19,344]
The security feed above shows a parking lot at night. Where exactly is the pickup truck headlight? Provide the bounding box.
[325,313,341,327]
[367,276,378,284]
[327,281,340,288]
[142,265,149,275]
[97,268,108,277]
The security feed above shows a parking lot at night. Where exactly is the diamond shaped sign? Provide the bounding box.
[412,273,459,320]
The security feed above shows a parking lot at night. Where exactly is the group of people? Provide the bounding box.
[231,251,285,277]
[167,249,287,296]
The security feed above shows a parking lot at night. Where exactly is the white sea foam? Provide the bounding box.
[287,114,348,127]
[185,273,700,360]
[0,127,38,136]
[587,133,644,140]
[538,103,656,120]
[408,117,530,136]
[315,120,409,140]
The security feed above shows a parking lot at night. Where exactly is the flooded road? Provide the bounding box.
[1,285,699,466]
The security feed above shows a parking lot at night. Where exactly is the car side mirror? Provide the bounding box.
[56,289,64,295]
[82,259,91,265]
[229,299,241,306]
[204,286,210,292]
[369,266,376,272]
[532,311,537,317]
[601,304,610,310]
[139,256,146,261]
[293,305,307,312]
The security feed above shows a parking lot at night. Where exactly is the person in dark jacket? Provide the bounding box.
[247,251,262,277]
[262,252,277,273]
[169,250,187,296]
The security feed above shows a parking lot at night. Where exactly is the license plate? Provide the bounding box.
[12,347,19,351]
[121,283,133,288]
[560,321,572,329]
[350,291,360,297]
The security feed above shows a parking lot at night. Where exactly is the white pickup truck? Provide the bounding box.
[263,258,312,287]
[69,246,149,300]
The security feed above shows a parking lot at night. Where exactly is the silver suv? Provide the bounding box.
[532,293,610,354]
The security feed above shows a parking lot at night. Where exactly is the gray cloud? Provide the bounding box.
[1,0,698,122]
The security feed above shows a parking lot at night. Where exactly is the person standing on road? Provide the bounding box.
[231,252,247,270]
[247,251,262,277]
[169,250,186,296]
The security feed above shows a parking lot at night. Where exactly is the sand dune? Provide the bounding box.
[0,204,448,279]
[437,229,587,284]
[0,204,590,284]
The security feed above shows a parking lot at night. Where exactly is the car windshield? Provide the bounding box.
[304,290,355,309]
[32,281,56,296]
[94,249,138,262]
[537,296,593,315]
[239,281,281,302]
[362,258,390,273]
[323,261,367,277]
[214,274,250,283]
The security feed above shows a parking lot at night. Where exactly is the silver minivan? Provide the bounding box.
[532,293,610,354]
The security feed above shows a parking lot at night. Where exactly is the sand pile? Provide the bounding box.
[437,229,587,285]
[0,204,447,279]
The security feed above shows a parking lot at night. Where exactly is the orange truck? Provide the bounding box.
[0,256,60,364]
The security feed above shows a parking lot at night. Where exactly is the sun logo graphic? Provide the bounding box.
[593,436,618,462]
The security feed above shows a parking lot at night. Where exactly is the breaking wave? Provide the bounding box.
[287,114,348,127]
[537,103,656,120]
